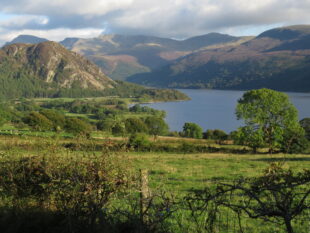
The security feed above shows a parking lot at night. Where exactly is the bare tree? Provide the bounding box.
[186,163,310,233]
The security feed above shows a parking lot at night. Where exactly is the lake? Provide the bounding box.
[142,89,310,133]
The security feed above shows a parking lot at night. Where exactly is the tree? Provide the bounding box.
[124,118,148,134]
[112,122,126,136]
[23,112,53,131]
[187,163,310,233]
[182,122,203,139]
[96,118,115,132]
[186,163,310,233]
[234,126,265,153]
[65,118,92,136]
[203,129,228,140]
[236,88,304,153]
[300,118,310,140]
[128,133,151,151]
[144,116,169,139]
[39,109,66,131]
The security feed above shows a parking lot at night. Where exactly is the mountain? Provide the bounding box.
[5,33,248,82]
[0,41,117,98]
[5,35,48,46]
[60,33,244,80]
[0,41,189,101]
[127,25,310,92]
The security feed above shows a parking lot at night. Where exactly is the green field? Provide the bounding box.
[130,152,310,192]
[0,93,308,233]
[0,134,308,233]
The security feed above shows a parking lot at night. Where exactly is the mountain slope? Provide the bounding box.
[0,41,117,98]
[5,33,246,82]
[60,33,242,80]
[1,42,115,89]
[128,25,310,92]
[0,41,189,101]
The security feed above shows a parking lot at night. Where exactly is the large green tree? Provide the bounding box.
[144,116,169,139]
[236,88,304,153]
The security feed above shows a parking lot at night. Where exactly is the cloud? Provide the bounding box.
[1,0,310,42]
[0,14,49,30]
[0,28,104,45]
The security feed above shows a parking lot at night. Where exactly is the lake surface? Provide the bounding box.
[142,89,310,133]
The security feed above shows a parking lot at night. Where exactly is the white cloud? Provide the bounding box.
[0,14,49,29]
[1,0,310,39]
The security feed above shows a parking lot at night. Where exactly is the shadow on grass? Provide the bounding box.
[0,208,147,233]
[253,157,310,162]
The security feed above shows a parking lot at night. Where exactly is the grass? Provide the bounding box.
[129,152,310,193]
[0,135,308,233]
[0,133,307,195]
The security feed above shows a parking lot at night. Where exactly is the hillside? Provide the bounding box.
[59,33,243,80]
[5,33,247,81]
[128,25,310,92]
[0,41,189,100]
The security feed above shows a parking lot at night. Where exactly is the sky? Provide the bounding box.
[1,0,310,45]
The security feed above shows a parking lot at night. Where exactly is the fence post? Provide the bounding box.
[140,169,151,226]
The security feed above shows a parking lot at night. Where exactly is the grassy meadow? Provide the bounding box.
[0,133,309,233]
[0,95,308,233]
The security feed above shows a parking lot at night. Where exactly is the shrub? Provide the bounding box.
[23,112,53,131]
[128,133,151,151]
[65,117,92,136]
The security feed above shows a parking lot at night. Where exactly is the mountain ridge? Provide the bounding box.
[127,25,310,92]
[4,33,245,81]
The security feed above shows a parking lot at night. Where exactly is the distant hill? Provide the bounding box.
[5,33,248,82]
[5,35,48,46]
[59,33,244,80]
[128,25,310,92]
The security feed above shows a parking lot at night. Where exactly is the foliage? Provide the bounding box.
[0,152,132,233]
[96,118,115,132]
[111,122,126,136]
[64,117,92,136]
[236,88,305,153]
[39,109,66,131]
[129,104,166,118]
[182,122,203,139]
[186,163,310,233]
[23,112,53,131]
[203,129,228,140]
[300,118,310,140]
[124,117,148,134]
[144,116,169,138]
[234,126,265,153]
[128,133,151,151]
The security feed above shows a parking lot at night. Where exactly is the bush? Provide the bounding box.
[128,133,151,151]
[182,122,203,139]
[125,118,148,134]
[65,118,92,136]
[39,109,66,131]
[203,129,228,140]
[0,153,132,232]
[23,112,53,131]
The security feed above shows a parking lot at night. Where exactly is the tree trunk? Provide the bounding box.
[284,218,293,233]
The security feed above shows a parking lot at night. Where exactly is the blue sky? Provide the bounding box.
[1,0,310,45]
